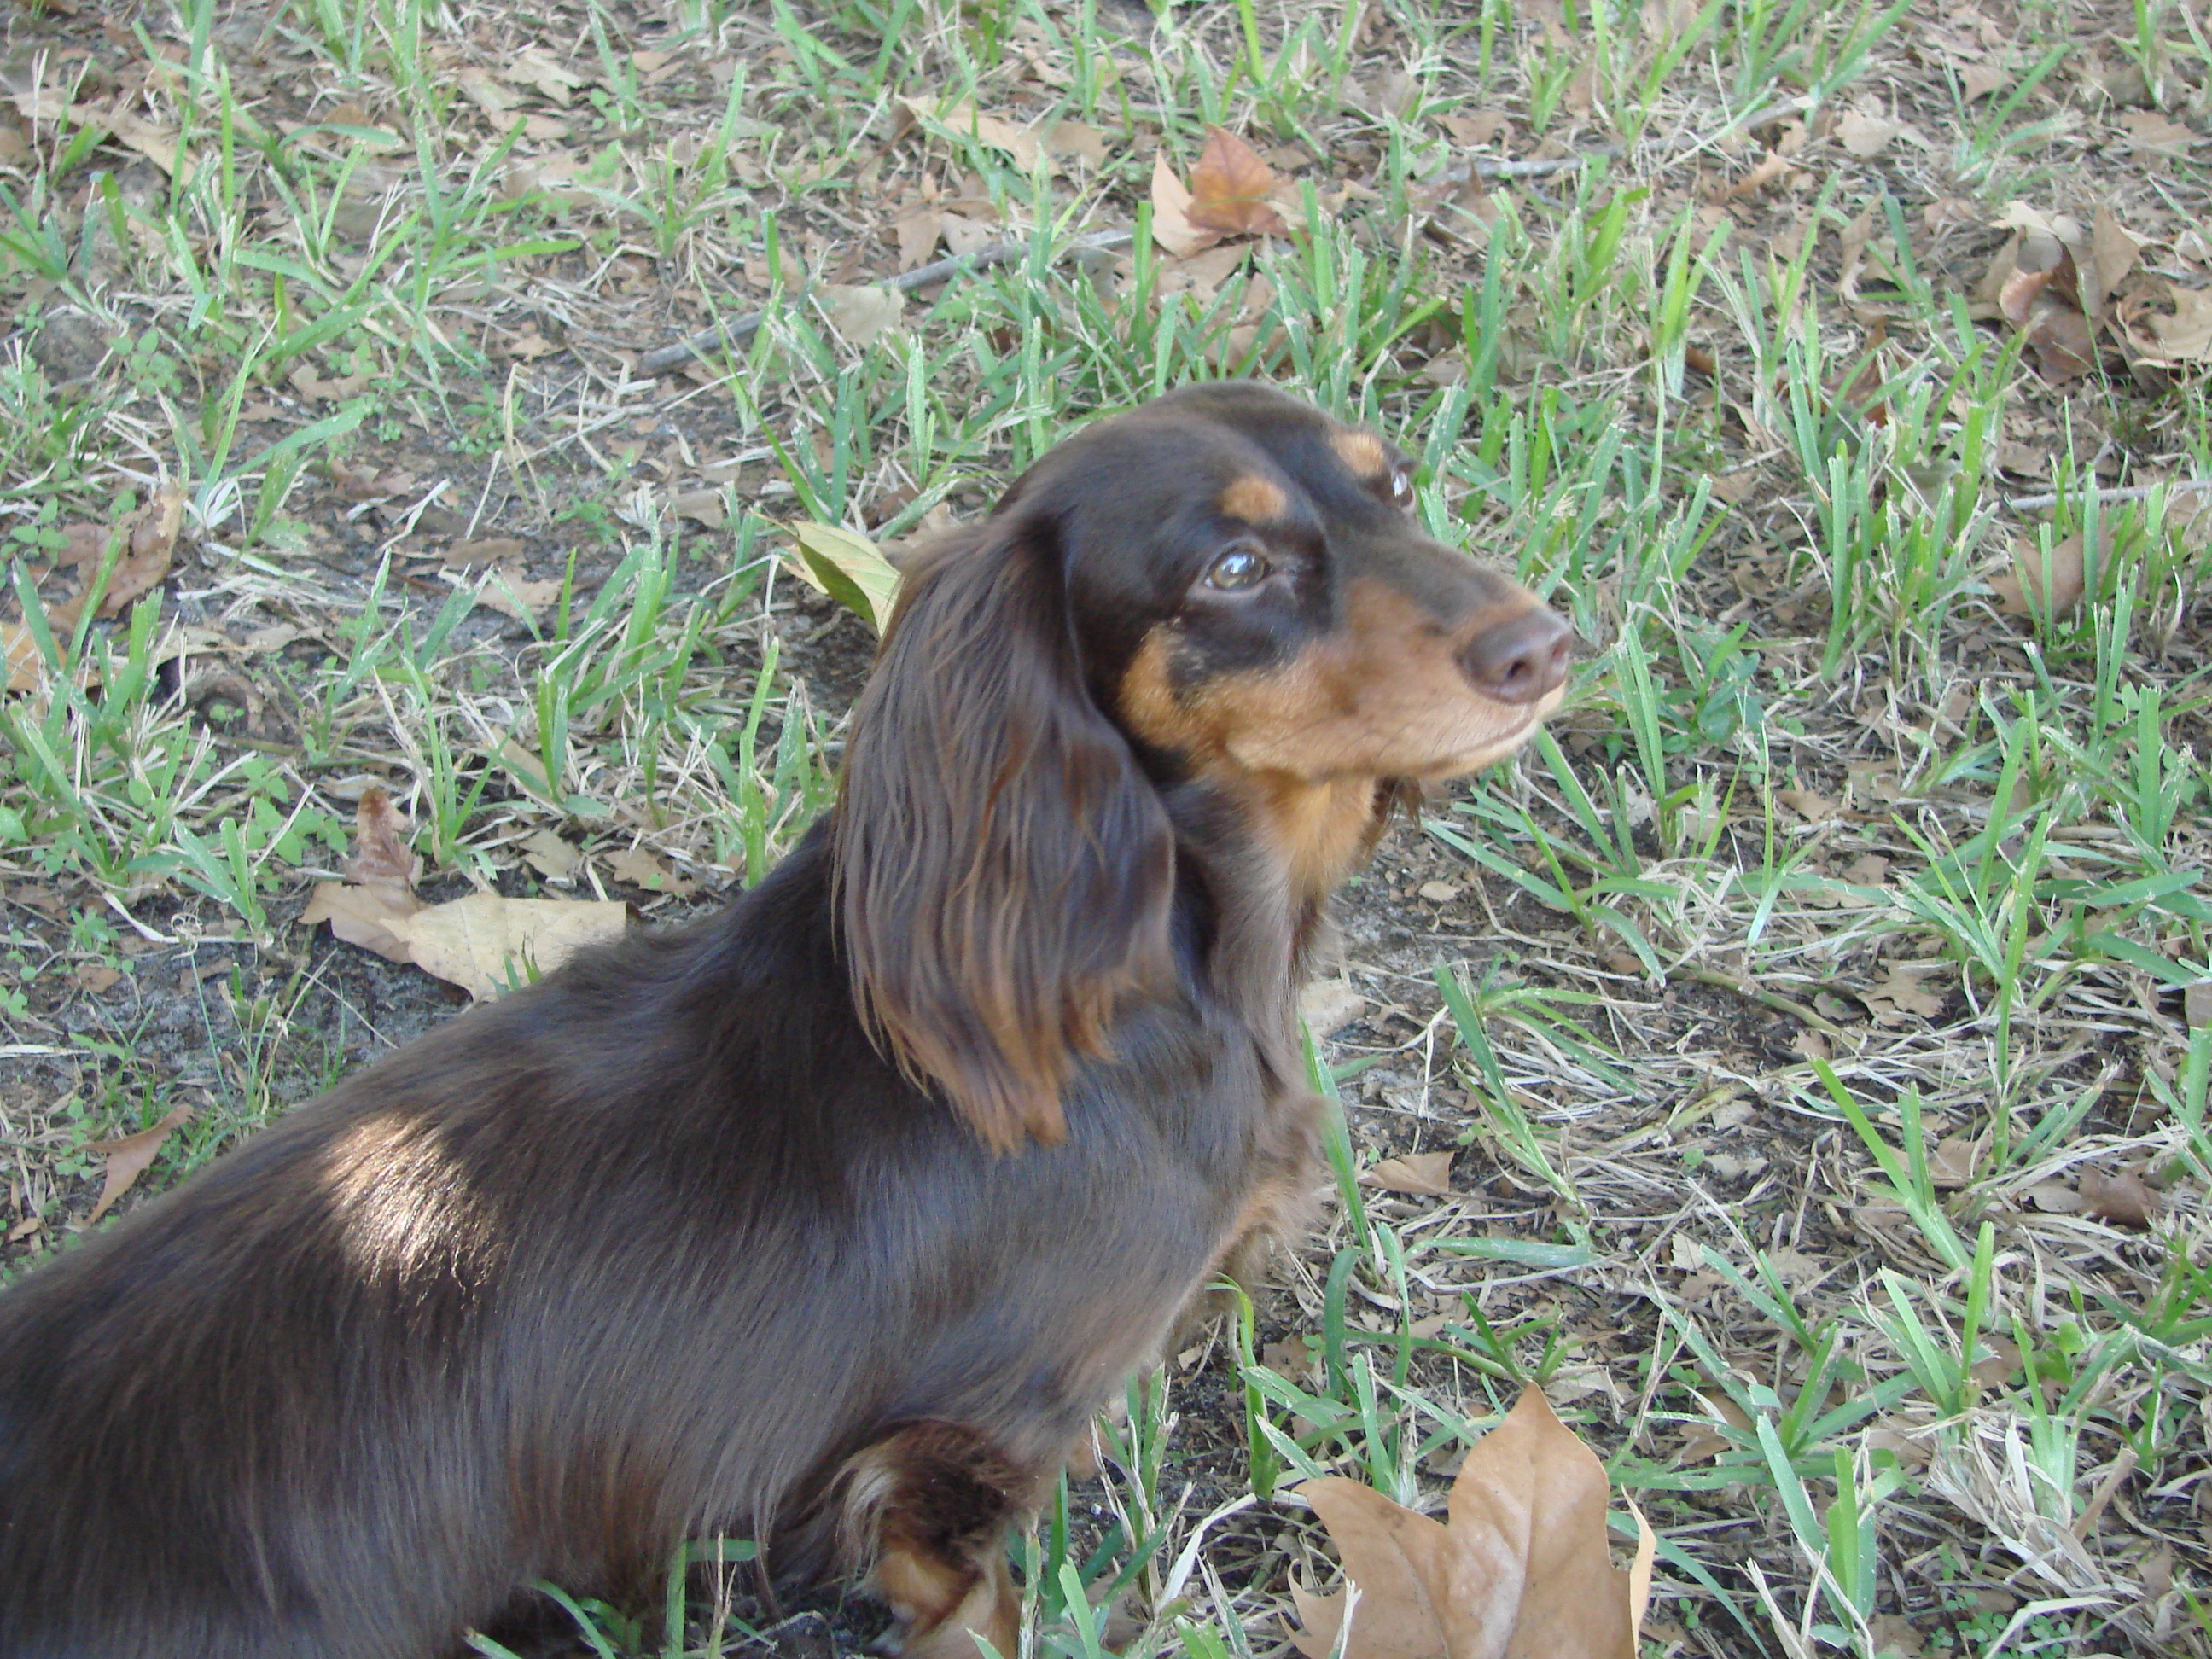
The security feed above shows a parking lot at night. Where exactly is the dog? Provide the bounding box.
[0,382,1571,1659]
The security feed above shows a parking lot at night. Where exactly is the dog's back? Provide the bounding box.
[0,827,1264,1656]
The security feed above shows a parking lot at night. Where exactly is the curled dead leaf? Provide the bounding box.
[85,1105,192,1224]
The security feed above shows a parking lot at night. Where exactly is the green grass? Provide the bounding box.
[3,0,2211,1653]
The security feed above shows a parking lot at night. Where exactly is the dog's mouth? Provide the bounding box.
[1413,684,1566,779]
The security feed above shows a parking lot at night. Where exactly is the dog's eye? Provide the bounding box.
[1203,547,1272,591]
[1388,465,1414,506]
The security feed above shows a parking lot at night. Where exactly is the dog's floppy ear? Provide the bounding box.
[835,514,1176,1152]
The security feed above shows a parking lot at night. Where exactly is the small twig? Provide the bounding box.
[1679,966,1845,1037]
[2003,477,2212,513]
[2072,1447,2139,1541]
[1470,147,1623,179]
[637,228,1136,377]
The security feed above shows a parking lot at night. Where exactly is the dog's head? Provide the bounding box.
[836,384,1574,1151]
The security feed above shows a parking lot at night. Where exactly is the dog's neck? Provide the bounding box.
[1164,771,1391,1057]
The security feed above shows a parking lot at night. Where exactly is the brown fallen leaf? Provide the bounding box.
[2080,1168,2158,1230]
[1299,979,1367,1039]
[1675,1393,1752,1464]
[47,486,185,632]
[1186,127,1288,238]
[2117,283,2212,365]
[347,786,423,893]
[300,787,425,963]
[821,284,905,348]
[607,845,697,896]
[1989,533,2086,617]
[1150,151,1214,259]
[445,537,527,569]
[389,892,627,999]
[1292,1388,1651,1659]
[1927,1133,1985,1190]
[1363,1150,1455,1196]
[519,827,581,880]
[1045,119,1109,168]
[476,568,563,624]
[3,620,40,692]
[2086,208,2142,319]
[2114,109,2197,157]
[1863,963,1946,1025]
[85,1105,191,1225]
[1836,108,1918,157]
[891,204,943,271]
[301,882,422,963]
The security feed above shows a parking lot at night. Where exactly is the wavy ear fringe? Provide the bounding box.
[835,518,1177,1153]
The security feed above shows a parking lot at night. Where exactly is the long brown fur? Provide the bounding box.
[0,384,1572,1659]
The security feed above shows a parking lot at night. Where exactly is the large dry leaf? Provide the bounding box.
[1150,151,1214,259]
[608,844,696,895]
[1187,126,1288,237]
[388,893,626,999]
[1835,109,1924,157]
[1997,258,2095,383]
[891,205,943,271]
[1292,1388,1650,1659]
[85,1105,191,1224]
[10,88,181,174]
[2080,1169,2158,1230]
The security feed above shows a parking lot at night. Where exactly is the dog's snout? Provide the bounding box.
[1457,608,1574,705]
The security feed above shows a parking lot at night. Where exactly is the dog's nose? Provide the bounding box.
[1458,608,1574,705]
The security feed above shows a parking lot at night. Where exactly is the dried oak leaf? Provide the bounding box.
[85,1104,191,1225]
[1186,126,1288,238]
[1292,1388,1652,1659]
[388,892,627,1000]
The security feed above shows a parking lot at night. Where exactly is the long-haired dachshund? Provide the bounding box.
[0,383,1571,1659]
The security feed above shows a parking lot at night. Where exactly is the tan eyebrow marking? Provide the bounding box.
[1330,430,1389,480]
[1219,474,1288,522]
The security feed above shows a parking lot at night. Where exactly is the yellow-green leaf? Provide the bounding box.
[786,521,902,634]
